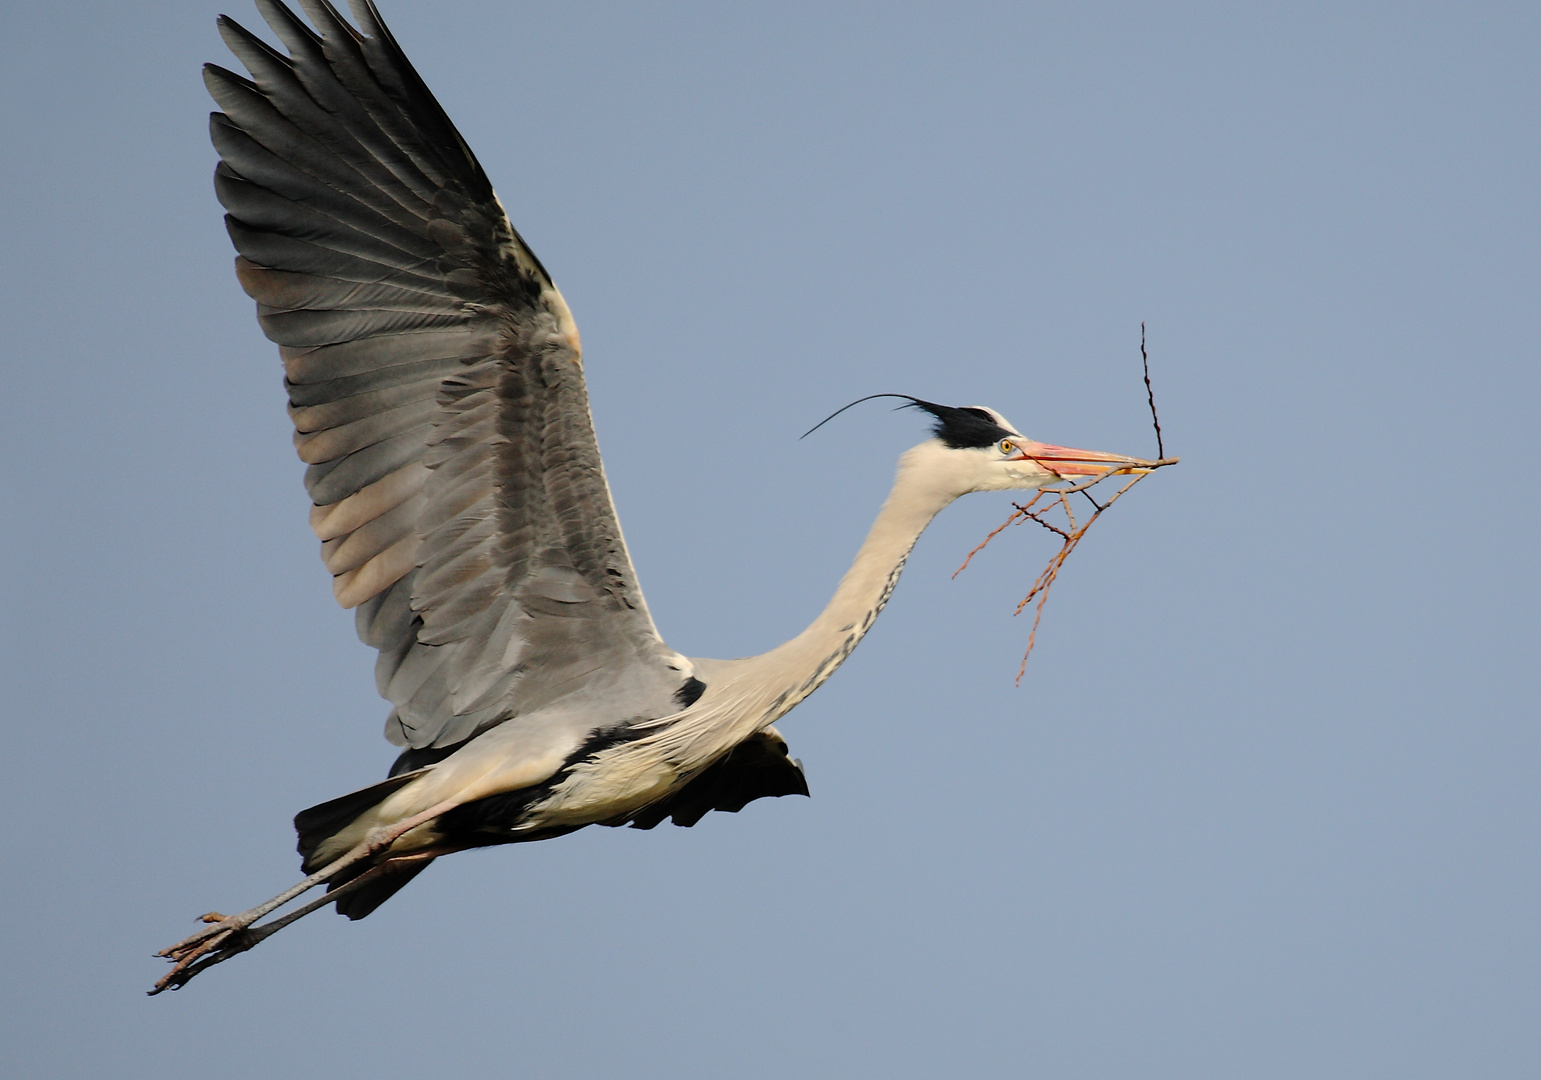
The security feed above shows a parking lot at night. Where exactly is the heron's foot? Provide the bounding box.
[151,918,269,995]
[157,911,255,962]
[152,903,287,994]
[150,860,357,995]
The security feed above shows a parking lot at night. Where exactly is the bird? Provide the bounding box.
[153,0,1164,993]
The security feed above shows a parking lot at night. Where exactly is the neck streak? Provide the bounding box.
[754,448,960,718]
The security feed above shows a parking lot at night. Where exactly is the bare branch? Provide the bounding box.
[952,492,1049,577]
[955,327,1177,681]
[1142,321,1165,460]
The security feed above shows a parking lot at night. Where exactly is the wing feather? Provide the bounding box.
[309,463,429,540]
[288,380,440,434]
[211,0,689,765]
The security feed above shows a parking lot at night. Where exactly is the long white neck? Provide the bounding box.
[746,441,967,715]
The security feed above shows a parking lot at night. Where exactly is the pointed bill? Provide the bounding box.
[1012,441,1157,478]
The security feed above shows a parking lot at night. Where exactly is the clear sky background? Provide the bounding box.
[2,1,1537,1077]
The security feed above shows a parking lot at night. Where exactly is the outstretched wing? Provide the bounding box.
[207,0,691,751]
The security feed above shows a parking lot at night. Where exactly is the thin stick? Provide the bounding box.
[952,492,1048,578]
[950,463,1171,578]
[1142,322,1164,460]
[1036,459,1179,495]
[1006,471,1147,680]
[1024,500,1072,540]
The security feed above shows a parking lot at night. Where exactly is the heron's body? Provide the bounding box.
[152,0,1160,990]
[309,437,992,875]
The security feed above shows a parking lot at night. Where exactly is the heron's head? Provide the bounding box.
[900,399,1145,496]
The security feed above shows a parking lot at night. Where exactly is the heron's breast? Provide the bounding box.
[525,744,682,827]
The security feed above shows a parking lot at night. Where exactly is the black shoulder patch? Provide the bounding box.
[674,676,707,709]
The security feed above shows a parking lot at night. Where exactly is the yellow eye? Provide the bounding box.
[998,439,1016,455]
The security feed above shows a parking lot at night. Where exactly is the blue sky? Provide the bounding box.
[3,2,1537,1077]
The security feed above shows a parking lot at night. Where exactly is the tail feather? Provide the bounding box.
[328,856,435,920]
[293,768,429,873]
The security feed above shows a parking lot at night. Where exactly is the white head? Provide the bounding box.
[892,398,1146,502]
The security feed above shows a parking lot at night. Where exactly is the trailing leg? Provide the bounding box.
[149,798,460,994]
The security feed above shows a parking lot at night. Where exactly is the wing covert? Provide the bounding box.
[208,0,687,750]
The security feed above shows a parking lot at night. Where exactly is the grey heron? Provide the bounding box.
[154,0,1167,993]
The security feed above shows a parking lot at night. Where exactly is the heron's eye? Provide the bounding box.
[998,439,1016,455]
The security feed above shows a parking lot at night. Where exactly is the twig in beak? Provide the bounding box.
[955,326,1177,681]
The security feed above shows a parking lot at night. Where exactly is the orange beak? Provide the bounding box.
[1012,441,1152,479]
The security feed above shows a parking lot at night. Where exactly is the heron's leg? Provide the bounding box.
[150,849,451,994]
[150,798,461,994]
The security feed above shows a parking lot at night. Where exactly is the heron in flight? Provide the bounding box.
[154,0,1163,993]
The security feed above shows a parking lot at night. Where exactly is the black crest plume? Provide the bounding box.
[802,394,1014,449]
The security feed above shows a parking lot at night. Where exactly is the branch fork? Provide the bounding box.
[954,324,1176,680]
